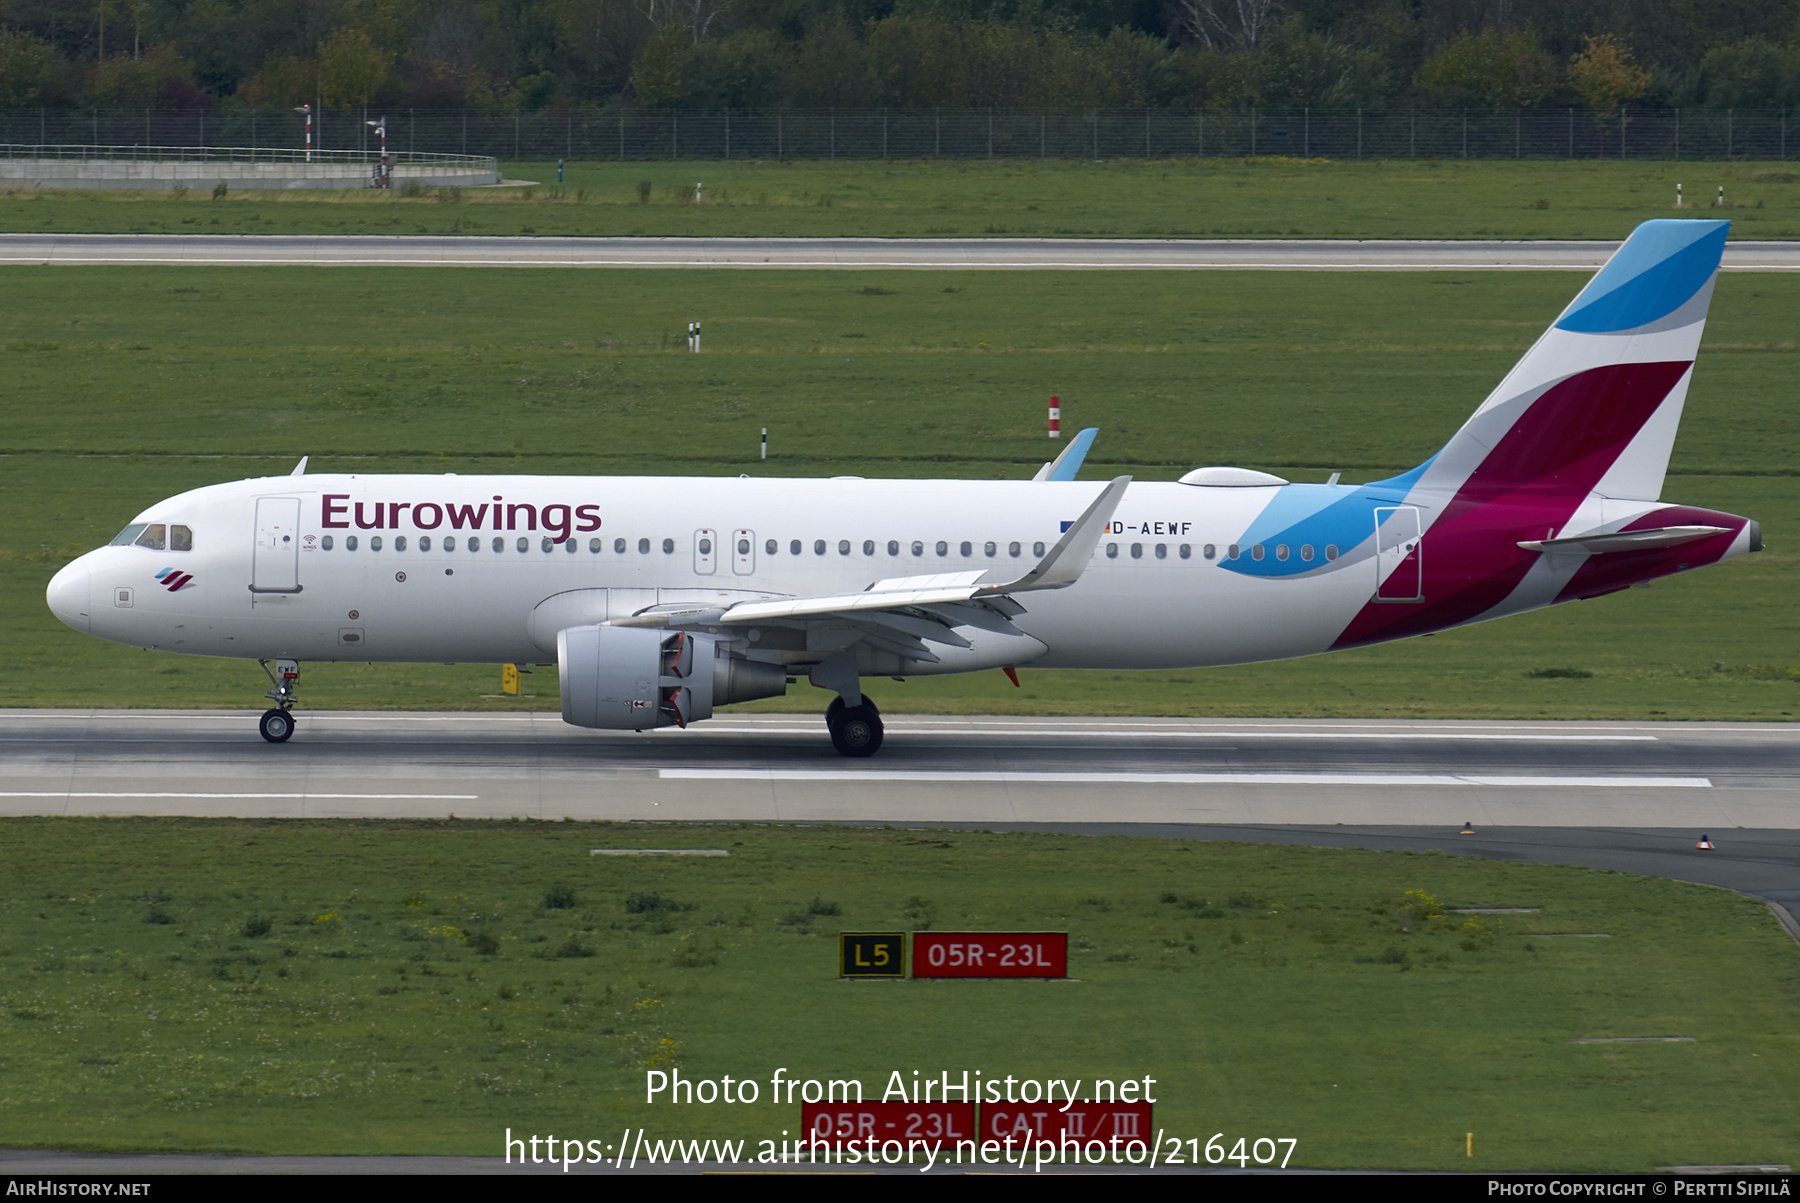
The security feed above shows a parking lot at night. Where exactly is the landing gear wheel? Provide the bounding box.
[828,703,883,757]
[259,708,295,743]
[825,695,878,721]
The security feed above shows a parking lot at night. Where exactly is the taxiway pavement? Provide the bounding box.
[3,233,1799,270]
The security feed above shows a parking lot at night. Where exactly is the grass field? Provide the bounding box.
[7,158,1800,240]
[1,818,1795,1168]
[4,265,1795,718]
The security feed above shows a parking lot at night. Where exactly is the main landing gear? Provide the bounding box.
[826,695,883,758]
[258,659,299,743]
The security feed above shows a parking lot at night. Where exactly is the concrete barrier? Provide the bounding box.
[0,153,500,191]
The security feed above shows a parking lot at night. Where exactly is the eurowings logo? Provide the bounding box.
[154,567,195,592]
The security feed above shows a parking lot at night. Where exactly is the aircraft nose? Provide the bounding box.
[46,557,91,634]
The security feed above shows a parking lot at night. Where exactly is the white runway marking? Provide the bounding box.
[0,728,1656,743]
[689,728,1657,741]
[0,792,480,800]
[661,770,1711,788]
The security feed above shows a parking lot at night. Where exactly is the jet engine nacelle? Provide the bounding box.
[557,625,788,730]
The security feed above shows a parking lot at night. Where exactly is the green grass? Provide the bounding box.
[2,818,1795,1167]
[7,158,1800,240]
[4,265,1795,718]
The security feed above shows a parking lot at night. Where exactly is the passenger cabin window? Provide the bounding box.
[347,535,359,551]
[766,539,777,555]
[395,536,408,551]
[662,538,675,554]
[791,540,802,555]
[1033,542,1045,556]
[322,535,334,551]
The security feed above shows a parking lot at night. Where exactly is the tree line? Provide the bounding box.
[2,0,1799,114]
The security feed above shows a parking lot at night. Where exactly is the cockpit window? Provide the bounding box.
[111,522,192,551]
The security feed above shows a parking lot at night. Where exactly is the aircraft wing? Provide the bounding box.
[611,476,1131,652]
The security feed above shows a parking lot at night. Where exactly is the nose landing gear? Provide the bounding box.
[258,659,299,743]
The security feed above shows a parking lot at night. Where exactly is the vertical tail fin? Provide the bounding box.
[1397,219,1729,505]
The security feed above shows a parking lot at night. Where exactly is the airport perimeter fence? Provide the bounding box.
[0,105,1796,162]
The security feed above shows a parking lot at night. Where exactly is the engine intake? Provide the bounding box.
[558,625,787,730]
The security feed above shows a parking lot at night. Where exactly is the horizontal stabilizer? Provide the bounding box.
[1518,525,1729,554]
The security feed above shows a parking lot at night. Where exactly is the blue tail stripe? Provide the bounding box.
[1555,220,1728,334]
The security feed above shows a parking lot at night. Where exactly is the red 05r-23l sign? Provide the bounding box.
[912,932,1067,978]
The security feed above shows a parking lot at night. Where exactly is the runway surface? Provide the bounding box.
[8,709,1797,825]
[5,709,1796,918]
[3,232,1799,270]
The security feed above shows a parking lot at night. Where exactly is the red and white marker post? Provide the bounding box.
[1048,395,1061,439]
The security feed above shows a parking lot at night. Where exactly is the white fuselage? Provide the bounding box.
[50,473,1393,674]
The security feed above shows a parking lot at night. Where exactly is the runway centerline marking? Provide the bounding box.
[660,770,1711,788]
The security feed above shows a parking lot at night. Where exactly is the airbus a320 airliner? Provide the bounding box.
[46,219,1759,756]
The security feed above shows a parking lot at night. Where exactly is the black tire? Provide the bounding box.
[828,705,883,757]
[825,694,877,720]
[259,708,295,743]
